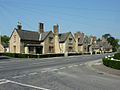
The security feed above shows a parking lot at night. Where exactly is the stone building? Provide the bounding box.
[9,22,76,54]
[9,22,55,54]
[92,37,112,53]
[0,42,8,53]
[74,31,93,53]
[53,24,76,53]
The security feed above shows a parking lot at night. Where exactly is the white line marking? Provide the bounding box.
[0,79,6,82]
[74,65,78,67]
[8,80,50,90]
[79,64,83,66]
[51,69,59,71]
[28,72,38,76]
[12,74,26,79]
[94,63,102,65]
[0,79,50,90]
[59,67,66,70]
[68,66,73,68]
[0,79,9,85]
[41,71,47,73]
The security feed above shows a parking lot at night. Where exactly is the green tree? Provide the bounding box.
[1,35,9,44]
[102,34,119,52]
[97,38,101,42]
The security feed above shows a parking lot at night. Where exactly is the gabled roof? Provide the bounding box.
[16,29,51,42]
[58,32,70,43]
[78,36,92,45]
[93,41,112,49]
[1,42,8,48]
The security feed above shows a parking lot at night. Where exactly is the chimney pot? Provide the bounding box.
[17,22,22,30]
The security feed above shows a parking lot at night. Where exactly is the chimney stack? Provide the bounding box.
[39,22,44,33]
[53,24,59,35]
[81,32,84,37]
[17,22,22,30]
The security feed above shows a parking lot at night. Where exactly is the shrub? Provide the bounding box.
[114,53,120,60]
[102,57,120,70]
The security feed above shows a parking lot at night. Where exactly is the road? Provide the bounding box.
[0,53,119,90]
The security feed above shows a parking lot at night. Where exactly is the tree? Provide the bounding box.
[97,38,101,42]
[1,35,9,44]
[102,34,111,39]
[102,34,119,52]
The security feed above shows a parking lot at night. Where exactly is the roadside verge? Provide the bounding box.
[85,59,120,78]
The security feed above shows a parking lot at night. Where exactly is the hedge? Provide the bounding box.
[0,52,94,58]
[102,57,120,70]
[0,53,64,58]
[113,53,120,60]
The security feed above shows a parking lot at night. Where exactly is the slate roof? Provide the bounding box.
[93,41,112,49]
[78,36,92,45]
[58,32,70,43]
[1,42,8,48]
[16,29,50,41]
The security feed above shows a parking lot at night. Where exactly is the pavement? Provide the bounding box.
[0,53,120,90]
[86,59,120,78]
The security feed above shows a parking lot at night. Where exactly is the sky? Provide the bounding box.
[0,0,120,41]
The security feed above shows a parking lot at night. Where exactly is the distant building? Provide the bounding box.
[74,31,93,53]
[92,38,112,53]
[0,42,8,53]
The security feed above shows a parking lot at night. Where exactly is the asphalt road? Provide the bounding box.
[0,53,119,90]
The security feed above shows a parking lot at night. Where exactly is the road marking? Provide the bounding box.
[74,65,78,67]
[8,80,50,90]
[12,74,26,79]
[68,65,73,68]
[0,79,9,85]
[94,63,102,65]
[0,79,50,90]
[79,64,83,66]
[59,67,66,70]
[41,70,47,73]
[28,72,38,76]
[51,69,59,72]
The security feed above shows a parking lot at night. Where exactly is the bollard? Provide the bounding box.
[64,52,68,57]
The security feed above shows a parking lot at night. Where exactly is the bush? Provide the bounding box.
[0,52,92,59]
[102,57,120,70]
[114,53,120,60]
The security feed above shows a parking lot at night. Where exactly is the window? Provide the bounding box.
[49,46,54,53]
[69,38,72,42]
[68,47,73,52]
[49,37,53,43]
[29,47,34,52]
[14,35,16,43]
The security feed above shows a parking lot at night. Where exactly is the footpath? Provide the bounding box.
[86,59,120,77]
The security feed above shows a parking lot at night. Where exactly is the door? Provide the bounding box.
[36,46,43,54]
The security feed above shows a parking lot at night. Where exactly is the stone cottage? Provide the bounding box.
[9,22,55,54]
